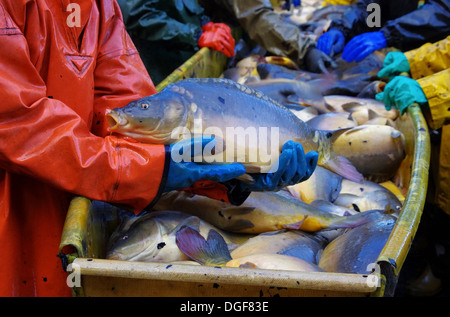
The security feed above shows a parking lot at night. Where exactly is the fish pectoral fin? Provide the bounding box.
[175,226,232,266]
[322,154,364,184]
[239,262,258,269]
[282,216,308,230]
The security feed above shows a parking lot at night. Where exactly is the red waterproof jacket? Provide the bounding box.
[0,0,171,296]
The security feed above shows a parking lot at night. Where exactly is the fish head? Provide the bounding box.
[106,215,162,261]
[106,87,192,144]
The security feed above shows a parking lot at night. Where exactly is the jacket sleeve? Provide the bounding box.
[417,69,450,130]
[405,36,450,79]
[381,0,450,51]
[117,0,204,50]
[0,3,167,214]
[229,0,315,67]
[404,36,450,130]
[330,0,450,52]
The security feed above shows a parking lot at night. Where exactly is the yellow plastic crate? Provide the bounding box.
[59,48,430,297]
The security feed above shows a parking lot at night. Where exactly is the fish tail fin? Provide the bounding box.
[326,210,380,230]
[319,129,364,183]
[176,226,232,266]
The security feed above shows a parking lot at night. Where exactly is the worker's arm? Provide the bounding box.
[417,69,450,130]
[0,1,166,213]
[405,36,450,79]
[117,0,205,50]
[380,0,450,51]
[229,0,316,68]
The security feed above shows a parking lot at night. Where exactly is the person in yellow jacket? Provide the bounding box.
[376,35,450,296]
[322,0,358,5]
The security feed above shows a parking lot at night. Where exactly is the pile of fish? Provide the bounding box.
[103,2,410,277]
[104,75,407,276]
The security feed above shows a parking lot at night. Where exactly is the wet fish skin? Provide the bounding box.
[246,78,325,110]
[318,212,397,274]
[176,226,324,272]
[106,210,246,262]
[227,253,325,272]
[323,95,398,120]
[256,63,322,81]
[107,78,363,182]
[332,124,406,182]
[154,190,383,234]
[334,191,402,216]
[306,112,358,131]
[287,165,343,203]
[230,230,327,265]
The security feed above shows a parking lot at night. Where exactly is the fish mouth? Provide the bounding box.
[106,111,128,131]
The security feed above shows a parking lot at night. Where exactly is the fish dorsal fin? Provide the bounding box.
[179,78,288,109]
[367,108,379,120]
[336,125,367,136]
[171,215,200,235]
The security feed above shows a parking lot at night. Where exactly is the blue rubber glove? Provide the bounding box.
[377,51,411,79]
[163,137,246,193]
[317,29,345,56]
[342,31,387,62]
[240,141,318,192]
[375,76,428,115]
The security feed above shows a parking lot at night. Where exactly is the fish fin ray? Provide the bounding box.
[282,216,308,230]
[322,154,364,183]
[175,226,232,266]
[236,173,255,183]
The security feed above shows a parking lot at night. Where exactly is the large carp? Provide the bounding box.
[107,78,362,182]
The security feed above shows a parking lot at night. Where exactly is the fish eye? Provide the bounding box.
[141,103,149,109]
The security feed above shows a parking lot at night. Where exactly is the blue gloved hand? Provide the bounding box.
[375,76,428,115]
[317,29,345,56]
[342,31,387,62]
[163,137,246,193]
[240,141,318,192]
[377,51,411,79]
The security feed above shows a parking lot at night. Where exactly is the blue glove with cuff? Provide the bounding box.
[239,141,318,192]
[342,31,387,62]
[163,137,246,193]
